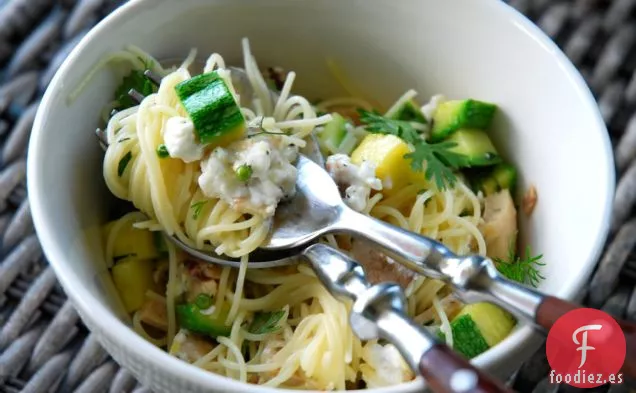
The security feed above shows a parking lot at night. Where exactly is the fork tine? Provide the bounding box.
[95,128,106,142]
[127,89,145,104]
[95,128,108,152]
[100,88,147,153]
[144,69,161,86]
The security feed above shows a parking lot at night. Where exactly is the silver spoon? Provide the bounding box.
[182,153,636,372]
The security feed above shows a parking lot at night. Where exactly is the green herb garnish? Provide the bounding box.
[235,164,253,182]
[157,144,170,158]
[153,232,168,255]
[247,129,285,138]
[247,117,286,139]
[358,109,469,190]
[114,70,156,110]
[248,310,285,335]
[117,152,133,177]
[194,294,213,309]
[190,201,208,220]
[494,246,545,288]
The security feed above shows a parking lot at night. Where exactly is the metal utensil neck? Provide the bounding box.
[303,244,436,372]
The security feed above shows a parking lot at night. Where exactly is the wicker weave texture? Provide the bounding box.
[0,1,635,392]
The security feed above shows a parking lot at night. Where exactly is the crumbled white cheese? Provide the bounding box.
[361,343,414,388]
[163,116,204,163]
[326,154,382,212]
[198,137,298,216]
[421,94,446,123]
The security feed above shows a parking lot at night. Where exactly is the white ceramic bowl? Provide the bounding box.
[27,0,614,392]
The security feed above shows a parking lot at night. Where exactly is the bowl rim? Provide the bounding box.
[27,0,615,392]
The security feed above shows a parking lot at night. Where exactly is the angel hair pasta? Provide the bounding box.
[80,37,540,390]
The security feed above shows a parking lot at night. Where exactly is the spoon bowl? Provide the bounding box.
[168,236,303,268]
[170,155,339,268]
[261,155,344,250]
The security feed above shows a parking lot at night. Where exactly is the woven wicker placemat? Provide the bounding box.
[0,0,635,392]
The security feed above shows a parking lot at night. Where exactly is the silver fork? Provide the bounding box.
[302,243,512,393]
[94,67,325,267]
[93,69,151,151]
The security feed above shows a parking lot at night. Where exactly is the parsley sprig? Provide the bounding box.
[494,246,545,288]
[358,109,469,190]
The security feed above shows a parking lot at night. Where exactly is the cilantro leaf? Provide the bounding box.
[358,109,420,144]
[405,141,470,189]
[114,70,156,110]
[494,246,545,288]
[248,310,285,335]
[358,109,470,190]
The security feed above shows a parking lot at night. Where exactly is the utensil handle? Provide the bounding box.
[484,278,636,379]
[418,344,514,393]
[335,207,455,278]
[302,244,513,393]
[535,295,636,377]
[335,206,636,379]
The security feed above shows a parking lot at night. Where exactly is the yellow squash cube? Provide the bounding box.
[103,220,159,260]
[111,256,156,313]
[351,134,426,193]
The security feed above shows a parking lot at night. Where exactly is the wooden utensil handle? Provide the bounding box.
[419,344,514,393]
[536,295,636,378]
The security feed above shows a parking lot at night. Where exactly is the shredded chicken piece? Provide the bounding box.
[185,279,218,303]
[169,329,215,363]
[185,259,223,280]
[153,260,169,287]
[183,259,221,302]
[350,239,414,289]
[522,185,538,216]
[479,189,518,260]
[139,297,168,331]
